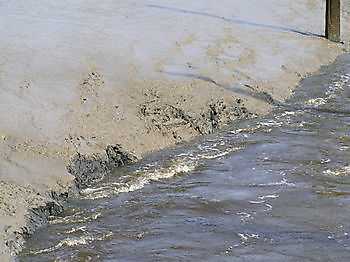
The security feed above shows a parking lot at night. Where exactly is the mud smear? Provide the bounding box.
[140,98,252,140]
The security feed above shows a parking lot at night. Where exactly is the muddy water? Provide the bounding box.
[20,55,350,262]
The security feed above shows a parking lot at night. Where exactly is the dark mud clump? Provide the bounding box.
[140,101,197,140]
[139,99,252,141]
[67,145,137,188]
[5,192,68,256]
[196,99,252,134]
[7,145,136,257]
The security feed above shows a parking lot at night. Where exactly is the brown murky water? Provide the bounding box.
[20,54,350,261]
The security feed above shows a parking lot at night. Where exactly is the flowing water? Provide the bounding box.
[19,54,350,261]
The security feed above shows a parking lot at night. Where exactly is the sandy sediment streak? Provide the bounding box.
[0,0,349,260]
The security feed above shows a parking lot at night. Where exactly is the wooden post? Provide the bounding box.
[326,0,341,42]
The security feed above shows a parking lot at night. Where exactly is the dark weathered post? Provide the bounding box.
[326,0,341,42]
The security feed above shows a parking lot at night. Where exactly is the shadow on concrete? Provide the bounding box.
[146,4,324,38]
[163,71,279,105]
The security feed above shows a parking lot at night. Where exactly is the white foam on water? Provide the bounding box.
[264,203,273,211]
[81,140,244,200]
[321,158,331,164]
[323,166,350,177]
[237,233,248,241]
[230,128,249,134]
[249,200,265,204]
[324,74,350,99]
[81,187,107,195]
[237,233,260,242]
[230,127,258,134]
[82,160,199,200]
[251,178,296,187]
[28,234,111,255]
[197,146,243,160]
[49,212,102,225]
[306,97,327,106]
[63,226,87,234]
[236,212,252,218]
[258,194,279,200]
[257,120,283,127]
[280,111,298,117]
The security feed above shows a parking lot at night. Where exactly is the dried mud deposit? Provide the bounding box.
[0,0,349,260]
